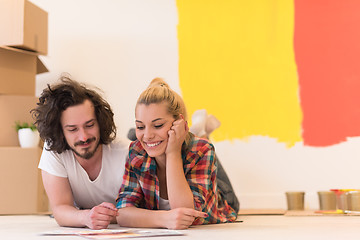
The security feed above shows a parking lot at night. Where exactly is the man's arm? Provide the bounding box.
[42,170,117,229]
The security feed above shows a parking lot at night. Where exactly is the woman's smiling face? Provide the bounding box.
[135,102,175,159]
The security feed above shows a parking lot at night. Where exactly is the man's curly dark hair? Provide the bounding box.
[31,75,116,154]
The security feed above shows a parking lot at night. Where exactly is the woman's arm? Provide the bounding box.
[165,116,194,209]
[165,151,194,209]
[42,170,117,229]
[117,206,207,230]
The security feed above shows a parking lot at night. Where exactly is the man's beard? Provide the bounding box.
[71,137,100,160]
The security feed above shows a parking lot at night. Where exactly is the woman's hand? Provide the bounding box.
[163,208,208,230]
[165,114,189,157]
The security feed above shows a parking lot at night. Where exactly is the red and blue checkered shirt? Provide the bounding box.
[116,135,237,225]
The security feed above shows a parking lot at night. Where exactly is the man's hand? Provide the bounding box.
[85,202,118,229]
[164,208,207,230]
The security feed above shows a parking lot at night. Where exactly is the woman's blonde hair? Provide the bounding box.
[137,77,191,146]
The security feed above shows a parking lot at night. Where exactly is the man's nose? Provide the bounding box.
[78,128,89,141]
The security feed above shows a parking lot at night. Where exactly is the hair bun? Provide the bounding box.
[149,77,169,88]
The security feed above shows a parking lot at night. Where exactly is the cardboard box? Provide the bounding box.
[0,147,49,214]
[0,46,48,96]
[0,95,38,147]
[0,0,48,55]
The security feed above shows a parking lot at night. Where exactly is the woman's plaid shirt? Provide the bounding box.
[116,135,237,225]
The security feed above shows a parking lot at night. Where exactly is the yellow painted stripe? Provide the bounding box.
[177,0,302,146]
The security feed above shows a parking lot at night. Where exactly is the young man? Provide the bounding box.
[32,76,129,229]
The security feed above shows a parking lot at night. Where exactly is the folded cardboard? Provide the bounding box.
[0,147,48,214]
[0,95,38,147]
[0,0,48,55]
[0,46,48,96]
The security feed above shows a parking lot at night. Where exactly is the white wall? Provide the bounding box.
[32,0,180,139]
[31,0,360,210]
[215,137,360,209]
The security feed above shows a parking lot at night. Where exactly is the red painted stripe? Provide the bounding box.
[294,0,360,146]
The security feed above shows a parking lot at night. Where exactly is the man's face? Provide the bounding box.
[60,99,101,160]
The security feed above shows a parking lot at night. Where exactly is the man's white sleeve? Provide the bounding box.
[38,145,68,178]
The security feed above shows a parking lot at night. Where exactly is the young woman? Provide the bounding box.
[116,78,237,229]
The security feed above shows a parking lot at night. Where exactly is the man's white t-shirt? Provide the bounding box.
[38,139,129,209]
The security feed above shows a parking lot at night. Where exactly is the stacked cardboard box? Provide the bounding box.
[0,0,49,214]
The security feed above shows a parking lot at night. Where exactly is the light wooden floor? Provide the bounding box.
[0,214,359,239]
